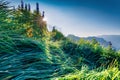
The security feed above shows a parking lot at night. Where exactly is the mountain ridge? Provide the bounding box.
[98,35,120,50]
[67,34,120,50]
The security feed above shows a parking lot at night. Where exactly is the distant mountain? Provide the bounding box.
[98,35,120,50]
[67,34,110,47]
[67,34,120,50]
[84,37,110,47]
[67,34,80,41]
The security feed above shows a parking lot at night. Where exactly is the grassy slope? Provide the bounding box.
[1,1,120,79]
[0,30,65,79]
[1,30,120,80]
[58,67,120,80]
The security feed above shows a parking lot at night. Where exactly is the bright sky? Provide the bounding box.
[8,0,120,37]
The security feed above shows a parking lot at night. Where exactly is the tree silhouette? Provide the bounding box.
[21,0,24,10]
[36,2,39,14]
[28,4,31,12]
[52,26,56,32]
[25,4,27,11]
[42,11,45,18]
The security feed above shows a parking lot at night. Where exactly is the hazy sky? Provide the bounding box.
[8,0,120,37]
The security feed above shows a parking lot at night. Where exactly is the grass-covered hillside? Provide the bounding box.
[0,0,120,80]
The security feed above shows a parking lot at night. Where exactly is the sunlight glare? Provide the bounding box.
[43,17,47,21]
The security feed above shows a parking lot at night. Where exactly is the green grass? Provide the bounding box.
[0,27,120,79]
[57,67,120,80]
[0,0,120,79]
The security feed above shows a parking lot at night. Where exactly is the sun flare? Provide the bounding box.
[43,17,47,21]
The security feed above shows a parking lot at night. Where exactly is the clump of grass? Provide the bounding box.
[1,0,120,80]
[57,67,120,80]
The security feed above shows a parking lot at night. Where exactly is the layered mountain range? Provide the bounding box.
[67,34,120,50]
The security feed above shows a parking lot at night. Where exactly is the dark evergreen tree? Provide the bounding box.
[28,4,31,12]
[36,2,39,14]
[21,0,24,10]
[25,4,27,11]
[42,11,45,18]
[52,26,56,32]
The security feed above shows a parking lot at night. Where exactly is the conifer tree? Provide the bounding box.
[42,11,45,18]
[21,0,24,10]
[36,2,39,14]
[25,4,27,11]
[52,26,56,32]
[28,4,31,12]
